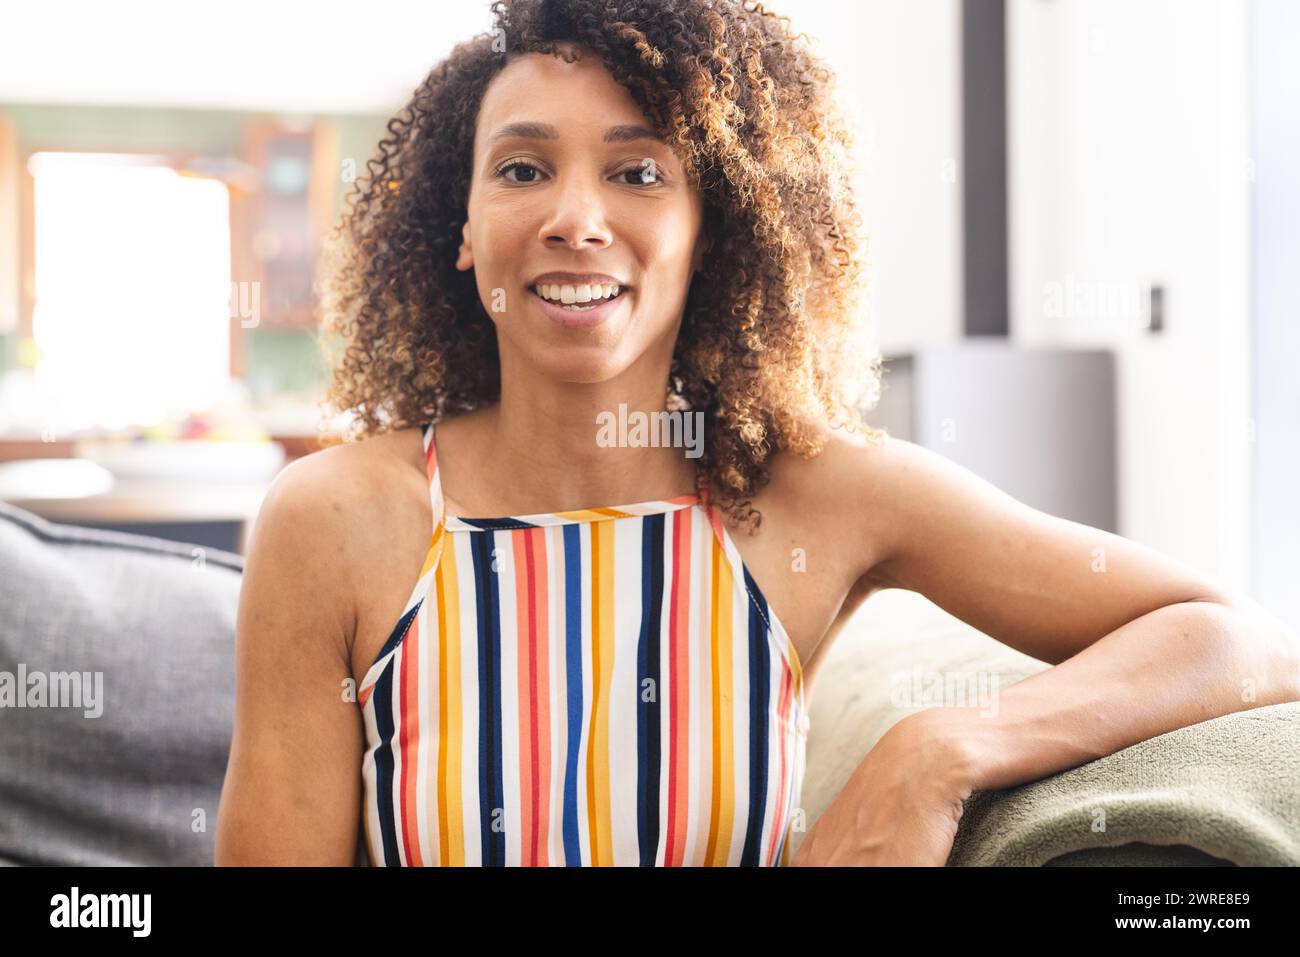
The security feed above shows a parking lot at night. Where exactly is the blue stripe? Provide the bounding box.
[457,517,542,531]
[561,523,584,865]
[371,661,401,865]
[635,513,665,865]
[471,531,506,865]
[740,564,772,866]
[369,601,421,674]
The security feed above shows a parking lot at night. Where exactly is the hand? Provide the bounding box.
[789,711,975,866]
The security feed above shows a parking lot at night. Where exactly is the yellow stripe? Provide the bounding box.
[716,535,736,865]
[419,523,443,578]
[705,531,736,865]
[584,523,599,864]
[553,507,631,523]
[596,519,617,864]
[584,520,616,865]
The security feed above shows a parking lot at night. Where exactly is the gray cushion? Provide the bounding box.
[0,501,242,866]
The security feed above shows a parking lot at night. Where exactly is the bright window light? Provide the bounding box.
[29,151,232,432]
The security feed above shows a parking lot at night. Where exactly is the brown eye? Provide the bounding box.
[619,162,659,186]
[497,161,542,183]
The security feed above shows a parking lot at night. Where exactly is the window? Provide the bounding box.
[29,151,232,432]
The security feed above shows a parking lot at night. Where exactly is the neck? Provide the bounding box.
[470,384,703,516]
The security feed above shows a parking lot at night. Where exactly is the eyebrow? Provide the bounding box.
[485,121,664,147]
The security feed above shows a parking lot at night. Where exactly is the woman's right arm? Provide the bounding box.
[215,451,366,865]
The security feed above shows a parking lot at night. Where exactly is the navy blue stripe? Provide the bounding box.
[456,517,542,531]
[371,661,401,865]
[740,563,772,866]
[635,513,666,865]
[561,523,584,865]
[471,531,506,865]
[369,600,421,674]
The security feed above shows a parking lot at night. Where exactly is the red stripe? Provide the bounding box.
[664,505,694,865]
[765,664,793,866]
[515,528,539,865]
[531,528,552,866]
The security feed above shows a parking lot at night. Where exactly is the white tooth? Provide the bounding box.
[535,282,619,303]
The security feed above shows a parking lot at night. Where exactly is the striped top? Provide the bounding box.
[357,422,810,866]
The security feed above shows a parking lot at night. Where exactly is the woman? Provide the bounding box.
[215,0,1300,866]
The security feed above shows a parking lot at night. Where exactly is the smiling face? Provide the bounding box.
[455,46,707,384]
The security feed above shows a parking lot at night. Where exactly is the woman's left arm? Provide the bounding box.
[921,597,1300,797]
[792,432,1300,865]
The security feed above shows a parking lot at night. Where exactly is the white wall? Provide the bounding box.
[1249,0,1300,629]
[794,0,963,354]
[0,0,495,114]
[1008,0,1252,590]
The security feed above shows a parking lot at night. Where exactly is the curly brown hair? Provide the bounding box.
[317,0,885,533]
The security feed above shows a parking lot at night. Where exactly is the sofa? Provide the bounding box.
[1,499,1296,866]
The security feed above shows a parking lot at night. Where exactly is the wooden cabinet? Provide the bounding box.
[228,119,338,374]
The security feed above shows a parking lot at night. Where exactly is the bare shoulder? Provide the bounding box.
[760,415,894,584]
[257,429,415,542]
[246,427,428,645]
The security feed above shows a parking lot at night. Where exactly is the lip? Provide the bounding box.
[527,284,627,328]
[529,272,627,287]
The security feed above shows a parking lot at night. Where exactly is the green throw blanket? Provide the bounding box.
[947,701,1300,866]
[798,590,1300,867]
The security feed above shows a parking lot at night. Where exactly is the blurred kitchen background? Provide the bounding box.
[0,0,1295,627]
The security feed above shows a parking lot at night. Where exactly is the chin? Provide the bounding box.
[534,351,630,385]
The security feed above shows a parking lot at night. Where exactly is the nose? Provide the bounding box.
[537,171,613,251]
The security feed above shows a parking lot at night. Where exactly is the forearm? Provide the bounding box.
[919,600,1300,795]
